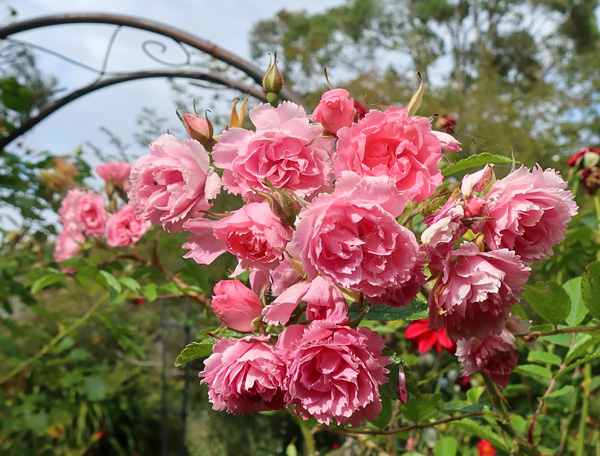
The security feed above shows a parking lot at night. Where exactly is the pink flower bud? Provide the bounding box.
[312,88,355,136]
[96,162,131,185]
[181,112,214,147]
[211,280,263,333]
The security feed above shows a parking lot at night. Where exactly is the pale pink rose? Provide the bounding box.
[312,88,355,135]
[54,229,84,262]
[59,189,106,237]
[432,130,462,152]
[456,329,518,388]
[461,164,494,199]
[183,202,293,274]
[128,134,221,232]
[290,173,417,297]
[95,162,131,185]
[199,335,287,414]
[212,102,335,201]
[421,203,466,272]
[481,166,577,263]
[269,255,302,296]
[429,242,530,340]
[105,204,150,247]
[211,280,263,333]
[335,107,446,201]
[262,276,348,326]
[277,322,389,426]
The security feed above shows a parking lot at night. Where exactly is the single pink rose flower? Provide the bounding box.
[290,173,417,297]
[481,166,577,263]
[183,202,293,274]
[199,335,287,414]
[54,229,84,263]
[59,189,106,237]
[128,134,221,232]
[456,329,519,388]
[312,88,355,135]
[212,102,335,201]
[96,162,132,185]
[105,204,151,247]
[277,321,389,426]
[211,280,263,333]
[335,107,448,201]
[429,242,530,340]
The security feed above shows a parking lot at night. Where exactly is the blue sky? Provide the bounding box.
[7,1,344,159]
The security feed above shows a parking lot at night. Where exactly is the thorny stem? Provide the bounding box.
[521,324,600,339]
[576,361,592,456]
[324,411,484,436]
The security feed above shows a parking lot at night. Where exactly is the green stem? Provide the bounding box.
[0,295,106,385]
[298,420,316,456]
[576,364,591,456]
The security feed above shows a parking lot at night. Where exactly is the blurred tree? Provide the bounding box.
[250,0,600,169]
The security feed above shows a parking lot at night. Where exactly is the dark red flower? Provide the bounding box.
[567,146,600,167]
[456,375,472,392]
[404,319,454,354]
[354,100,368,120]
[477,439,496,456]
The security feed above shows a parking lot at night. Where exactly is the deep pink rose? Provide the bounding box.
[105,204,151,247]
[481,166,577,263]
[429,242,530,340]
[59,189,106,237]
[212,102,335,201]
[290,172,416,297]
[335,107,447,201]
[212,280,263,333]
[96,162,131,185]
[312,88,355,135]
[183,202,293,274]
[277,322,389,426]
[199,335,287,414]
[369,252,426,307]
[128,134,221,232]
[54,229,84,262]
[262,276,349,326]
[456,329,518,388]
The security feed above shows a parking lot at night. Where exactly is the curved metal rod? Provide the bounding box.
[0,13,303,105]
[0,70,268,149]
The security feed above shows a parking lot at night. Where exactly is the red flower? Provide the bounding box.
[477,439,496,456]
[404,319,454,354]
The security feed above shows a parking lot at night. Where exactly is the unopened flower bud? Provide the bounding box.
[262,53,284,95]
[177,109,214,147]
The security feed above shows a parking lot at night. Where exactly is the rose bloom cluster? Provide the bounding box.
[54,162,150,264]
[126,85,577,424]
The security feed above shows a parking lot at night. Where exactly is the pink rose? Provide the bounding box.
[480,166,578,263]
[105,204,150,247]
[456,329,519,388]
[200,335,287,414]
[289,173,417,297]
[212,102,335,201]
[183,202,293,274]
[128,134,221,232]
[429,242,530,340]
[262,276,349,326]
[277,322,389,426]
[95,162,132,185]
[312,88,355,135]
[421,203,466,272]
[211,280,263,333]
[369,252,426,307]
[59,189,106,237]
[54,229,84,262]
[335,107,447,201]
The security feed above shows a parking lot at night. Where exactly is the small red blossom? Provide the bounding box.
[404,319,454,354]
[354,100,368,120]
[477,439,496,456]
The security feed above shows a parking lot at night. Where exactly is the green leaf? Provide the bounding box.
[545,385,575,398]
[119,277,140,292]
[350,299,428,321]
[522,281,571,325]
[441,153,514,177]
[434,437,457,456]
[371,397,394,429]
[144,283,158,302]
[99,270,122,303]
[564,277,587,326]
[25,413,49,434]
[83,375,110,401]
[174,341,214,366]
[402,393,441,423]
[527,350,562,366]
[514,364,553,379]
[565,333,599,364]
[556,352,600,379]
[467,386,485,404]
[31,273,67,293]
[453,418,509,453]
[581,261,600,319]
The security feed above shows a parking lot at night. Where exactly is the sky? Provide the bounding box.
[5,0,344,160]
